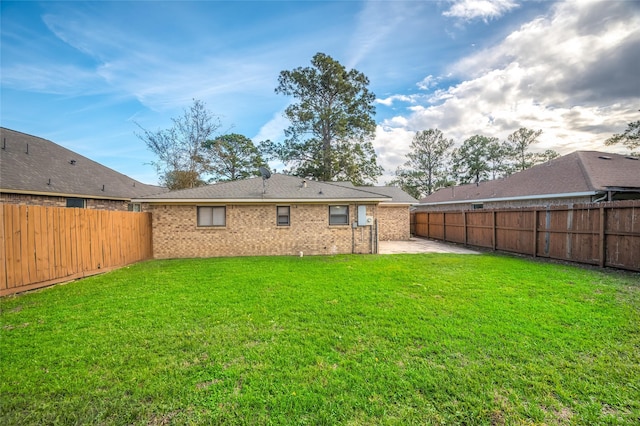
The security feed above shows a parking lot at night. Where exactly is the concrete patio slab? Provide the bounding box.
[379,238,480,254]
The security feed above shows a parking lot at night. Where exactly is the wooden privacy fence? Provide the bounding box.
[1,205,153,296]
[412,200,640,272]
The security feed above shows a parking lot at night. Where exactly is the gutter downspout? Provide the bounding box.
[593,192,608,203]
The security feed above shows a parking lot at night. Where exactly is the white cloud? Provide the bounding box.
[346,1,418,69]
[373,0,640,184]
[254,111,288,143]
[376,94,416,107]
[372,125,414,184]
[443,0,519,22]
[0,63,108,96]
[417,75,438,90]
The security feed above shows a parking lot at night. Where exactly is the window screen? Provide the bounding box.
[277,206,290,226]
[197,206,226,227]
[329,205,349,225]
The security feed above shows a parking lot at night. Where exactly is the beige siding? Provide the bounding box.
[148,203,378,259]
[377,205,411,241]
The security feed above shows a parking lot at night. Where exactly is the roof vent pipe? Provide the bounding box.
[25,144,29,154]
[2,138,5,150]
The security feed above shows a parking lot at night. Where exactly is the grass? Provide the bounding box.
[1,253,639,425]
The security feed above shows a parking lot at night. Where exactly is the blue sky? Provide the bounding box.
[2,0,639,185]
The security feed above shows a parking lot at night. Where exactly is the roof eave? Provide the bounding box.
[131,197,390,204]
[379,202,417,206]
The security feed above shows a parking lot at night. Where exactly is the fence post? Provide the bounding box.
[492,210,497,251]
[427,212,430,239]
[443,212,447,242]
[532,209,538,258]
[599,206,606,268]
[463,210,467,246]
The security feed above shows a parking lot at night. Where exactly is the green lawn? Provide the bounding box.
[1,254,639,425]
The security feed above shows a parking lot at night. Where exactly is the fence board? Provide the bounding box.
[444,212,464,243]
[414,201,640,272]
[1,205,152,296]
[0,206,6,292]
[5,206,17,288]
[466,211,494,249]
[19,205,30,285]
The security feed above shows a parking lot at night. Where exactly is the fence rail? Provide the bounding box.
[412,200,640,272]
[1,205,152,296]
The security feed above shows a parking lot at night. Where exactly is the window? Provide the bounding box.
[128,203,141,212]
[472,203,484,210]
[66,198,85,208]
[277,206,290,226]
[329,205,349,225]
[197,206,226,227]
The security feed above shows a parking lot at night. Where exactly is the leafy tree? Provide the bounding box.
[605,120,639,155]
[163,170,206,190]
[135,99,221,190]
[391,129,453,198]
[267,52,382,185]
[203,133,267,182]
[504,127,543,172]
[536,149,560,163]
[486,138,511,179]
[500,127,560,174]
[452,135,498,185]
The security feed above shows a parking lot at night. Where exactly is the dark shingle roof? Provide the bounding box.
[135,174,416,203]
[419,151,640,205]
[0,127,164,199]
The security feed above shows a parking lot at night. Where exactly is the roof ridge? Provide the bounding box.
[322,181,392,199]
[575,151,597,191]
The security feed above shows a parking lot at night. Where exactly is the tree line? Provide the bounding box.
[136,53,380,190]
[390,128,560,199]
[136,52,638,192]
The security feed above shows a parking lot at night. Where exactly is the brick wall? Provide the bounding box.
[147,203,378,259]
[377,205,411,240]
[0,192,130,211]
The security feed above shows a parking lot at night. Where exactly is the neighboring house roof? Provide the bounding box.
[319,181,418,204]
[0,127,164,200]
[418,151,640,206]
[134,173,417,204]
[355,185,418,205]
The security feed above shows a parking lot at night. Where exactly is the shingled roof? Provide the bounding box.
[419,151,640,206]
[0,127,164,200]
[134,173,417,204]
[354,185,418,205]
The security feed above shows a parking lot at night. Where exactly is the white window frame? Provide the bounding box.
[197,206,226,227]
[329,205,349,225]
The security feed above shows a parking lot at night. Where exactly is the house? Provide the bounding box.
[133,174,417,259]
[0,127,164,210]
[416,151,640,212]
